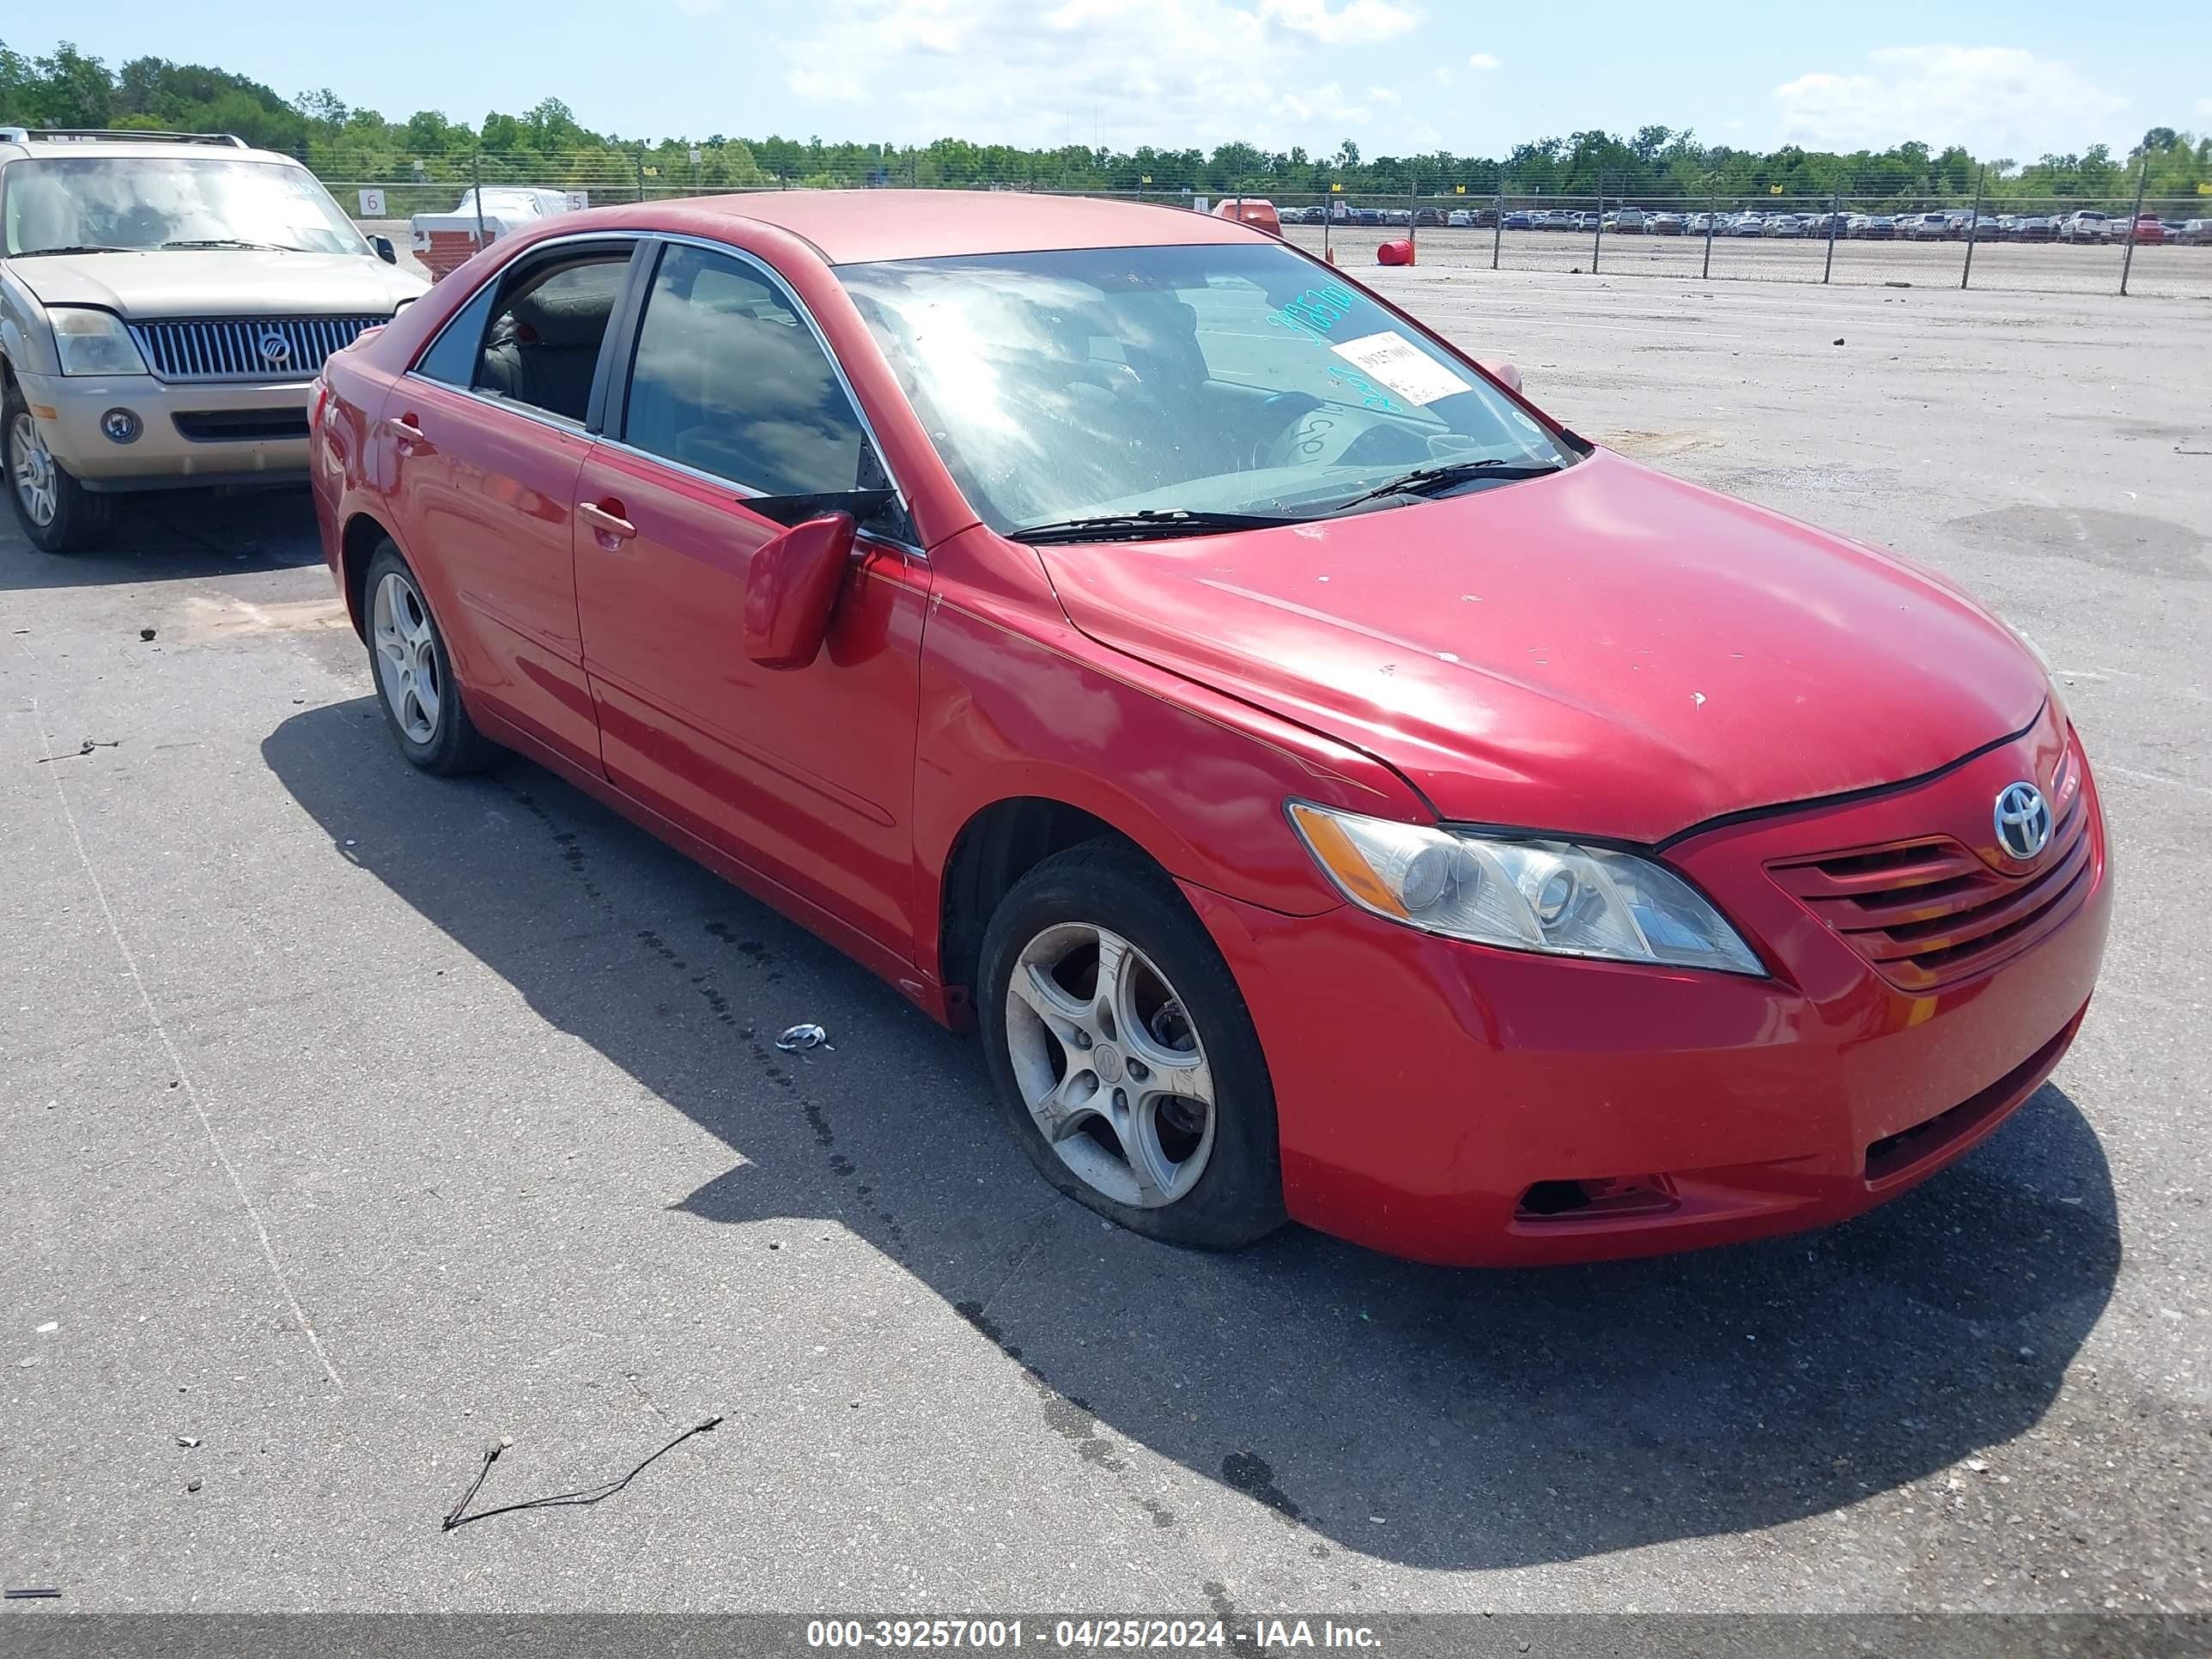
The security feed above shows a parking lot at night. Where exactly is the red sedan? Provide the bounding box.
[309,192,2110,1267]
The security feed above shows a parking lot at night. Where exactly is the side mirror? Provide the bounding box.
[371,235,398,265]
[1479,357,1523,394]
[744,513,856,670]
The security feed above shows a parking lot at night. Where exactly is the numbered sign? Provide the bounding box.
[357,188,386,216]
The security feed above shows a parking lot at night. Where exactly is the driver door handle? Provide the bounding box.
[579,501,636,543]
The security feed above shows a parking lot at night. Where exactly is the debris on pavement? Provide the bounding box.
[775,1023,832,1053]
[4,1589,62,1600]
[176,1436,200,1449]
[441,1415,724,1532]
[185,1479,202,1493]
[139,628,156,641]
[37,738,122,763]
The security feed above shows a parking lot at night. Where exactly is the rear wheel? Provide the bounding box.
[362,540,498,775]
[5,384,112,555]
[978,842,1285,1250]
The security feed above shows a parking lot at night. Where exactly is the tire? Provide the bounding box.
[361,540,499,775]
[6,381,113,555]
[978,840,1285,1250]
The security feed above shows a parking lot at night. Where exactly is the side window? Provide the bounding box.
[621,244,876,501]
[470,252,631,424]
[412,279,498,387]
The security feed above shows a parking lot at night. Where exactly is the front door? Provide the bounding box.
[572,239,931,956]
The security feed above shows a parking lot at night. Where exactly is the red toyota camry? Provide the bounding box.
[309,191,2110,1267]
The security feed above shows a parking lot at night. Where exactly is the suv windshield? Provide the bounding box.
[3,155,370,258]
[839,242,1573,535]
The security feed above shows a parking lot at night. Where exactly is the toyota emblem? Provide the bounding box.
[1994,781,2052,861]
[257,331,292,367]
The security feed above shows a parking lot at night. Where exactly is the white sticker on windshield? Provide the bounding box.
[1327,332,1472,406]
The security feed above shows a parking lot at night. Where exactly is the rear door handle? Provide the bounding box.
[579,501,636,543]
[385,415,431,453]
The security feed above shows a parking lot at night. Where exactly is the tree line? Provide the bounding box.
[4,39,2207,205]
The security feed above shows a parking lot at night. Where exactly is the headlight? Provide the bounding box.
[50,308,149,376]
[1287,802,1765,975]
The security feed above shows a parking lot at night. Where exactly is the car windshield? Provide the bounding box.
[2,155,370,258]
[839,241,1573,535]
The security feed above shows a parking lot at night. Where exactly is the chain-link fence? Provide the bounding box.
[312,147,2212,301]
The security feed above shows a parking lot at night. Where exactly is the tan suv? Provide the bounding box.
[2,127,427,552]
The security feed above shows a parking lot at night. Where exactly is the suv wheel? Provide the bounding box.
[5,383,112,555]
[978,842,1285,1250]
[362,540,499,775]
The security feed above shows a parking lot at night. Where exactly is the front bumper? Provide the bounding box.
[16,368,313,490]
[1185,708,2112,1267]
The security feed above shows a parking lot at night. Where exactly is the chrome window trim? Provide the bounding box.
[402,228,923,556]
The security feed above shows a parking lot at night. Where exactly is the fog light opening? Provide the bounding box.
[1516,1174,1678,1223]
[100,408,143,445]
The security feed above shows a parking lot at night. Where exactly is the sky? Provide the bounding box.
[15,0,2209,161]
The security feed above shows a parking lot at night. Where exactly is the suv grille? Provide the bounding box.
[128,316,386,383]
[1768,747,2092,992]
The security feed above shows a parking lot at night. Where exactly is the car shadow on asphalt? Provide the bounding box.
[0,487,323,589]
[262,701,2120,1571]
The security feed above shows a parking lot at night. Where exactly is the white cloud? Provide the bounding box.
[673,0,721,13]
[1432,67,1455,86]
[1260,0,1420,46]
[1774,46,2128,156]
[2196,96,2212,120]
[779,0,1418,147]
[1468,52,1500,70]
[1367,84,1404,105]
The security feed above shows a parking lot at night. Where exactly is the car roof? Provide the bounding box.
[577,189,1261,265]
[0,132,300,167]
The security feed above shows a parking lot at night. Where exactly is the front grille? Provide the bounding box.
[128,316,385,383]
[1768,746,2093,993]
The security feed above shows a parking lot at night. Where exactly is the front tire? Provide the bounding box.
[6,384,113,555]
[362,541,498,775]
[978,842,1285,1250]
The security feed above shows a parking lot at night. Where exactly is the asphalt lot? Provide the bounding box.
[2,270,2207,1618]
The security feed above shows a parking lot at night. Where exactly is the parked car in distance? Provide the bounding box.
[1686,211,1715,234]
[1649,212,1686,234]
[309,190,2111,1268]
[1762,214,1806,238]
[2,125,427,552]
[1903,212,1951,240]
[411,185,580,279]
[1446,209,1471,228]
[1729,213,1767,236]
[1212,198,1283,237]
[1612,208,1647,233]
[1503,210,1534,230]
[2013,215,2056,243]
[2179,219,2212,246]
[2059,211,2110,244]
[2121,215,2166,246]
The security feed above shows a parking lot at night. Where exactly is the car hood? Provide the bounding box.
[1036,450,2047,844]
[11,249,425,318]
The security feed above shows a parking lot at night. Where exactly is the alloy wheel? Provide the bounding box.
[9,412,58,528]
[372,569,443,744]
[1002,921,1216,1208]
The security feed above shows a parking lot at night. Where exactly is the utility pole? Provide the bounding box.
[1822,189,1840,283]
[1960,166,1986,289]
[1492,179,1504,270]
[2118,152,2149,295]
[1702,181,1716,279]
[471,145,487,252]
[1590,170,1603,272]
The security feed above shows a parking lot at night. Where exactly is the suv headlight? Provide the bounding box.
[1287,802,1765,975]
[50,308,149,376]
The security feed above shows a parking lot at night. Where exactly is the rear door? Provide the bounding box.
[571,238,931,956]
[379,238,641,774]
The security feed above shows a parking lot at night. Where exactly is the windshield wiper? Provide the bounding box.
[160,239,301,252]
[13,244,137,257]
[1008,508,1305,544]
[1323,458,1562,515]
